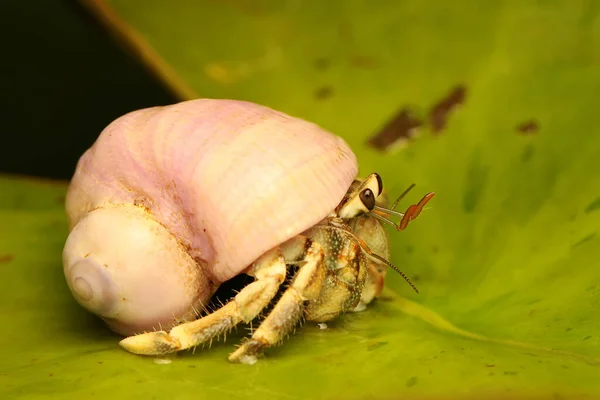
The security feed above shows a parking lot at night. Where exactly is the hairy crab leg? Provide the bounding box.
[228,236,326,364]
[118,247,288,356]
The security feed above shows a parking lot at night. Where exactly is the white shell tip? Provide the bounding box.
[67,258,119,316]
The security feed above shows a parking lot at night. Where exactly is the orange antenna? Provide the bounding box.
[371,185,435,231]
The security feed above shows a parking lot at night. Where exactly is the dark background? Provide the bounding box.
[0,0,176,180]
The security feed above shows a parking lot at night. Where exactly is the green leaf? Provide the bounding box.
[3,0,600,398]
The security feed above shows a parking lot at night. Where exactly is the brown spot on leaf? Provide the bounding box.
[0,254,14,264]
[350,55,379,69]
[367,107,423,151]
[314,86,334,100]
[429,85,467,134]
[486,364,496,368]
[517,119,539,135]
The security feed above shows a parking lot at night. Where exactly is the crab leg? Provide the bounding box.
[228,236,326,363]
[119,247,288,356]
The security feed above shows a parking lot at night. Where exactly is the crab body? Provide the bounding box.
[119,173,424,364]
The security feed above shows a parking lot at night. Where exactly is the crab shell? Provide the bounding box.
[62,99,358,336]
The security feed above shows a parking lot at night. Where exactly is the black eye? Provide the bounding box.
[359,188,376,211]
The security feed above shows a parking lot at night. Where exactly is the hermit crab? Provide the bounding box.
[62,98,434,363]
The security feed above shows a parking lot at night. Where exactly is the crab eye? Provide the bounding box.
[359,188,376,211]
[337,173,384,219]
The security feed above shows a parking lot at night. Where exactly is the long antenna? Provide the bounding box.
[391,183,416,211]
[367,252,419,294]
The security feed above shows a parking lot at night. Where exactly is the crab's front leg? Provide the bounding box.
[228,235,326,363]
[118,247,288,356]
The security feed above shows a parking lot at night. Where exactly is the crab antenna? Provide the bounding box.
[368,252,419,294]
[369,211,402,230]
[398,192,435,230]
[370,191,435,231]
[373,205,405,218]
[391,183,416,211]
